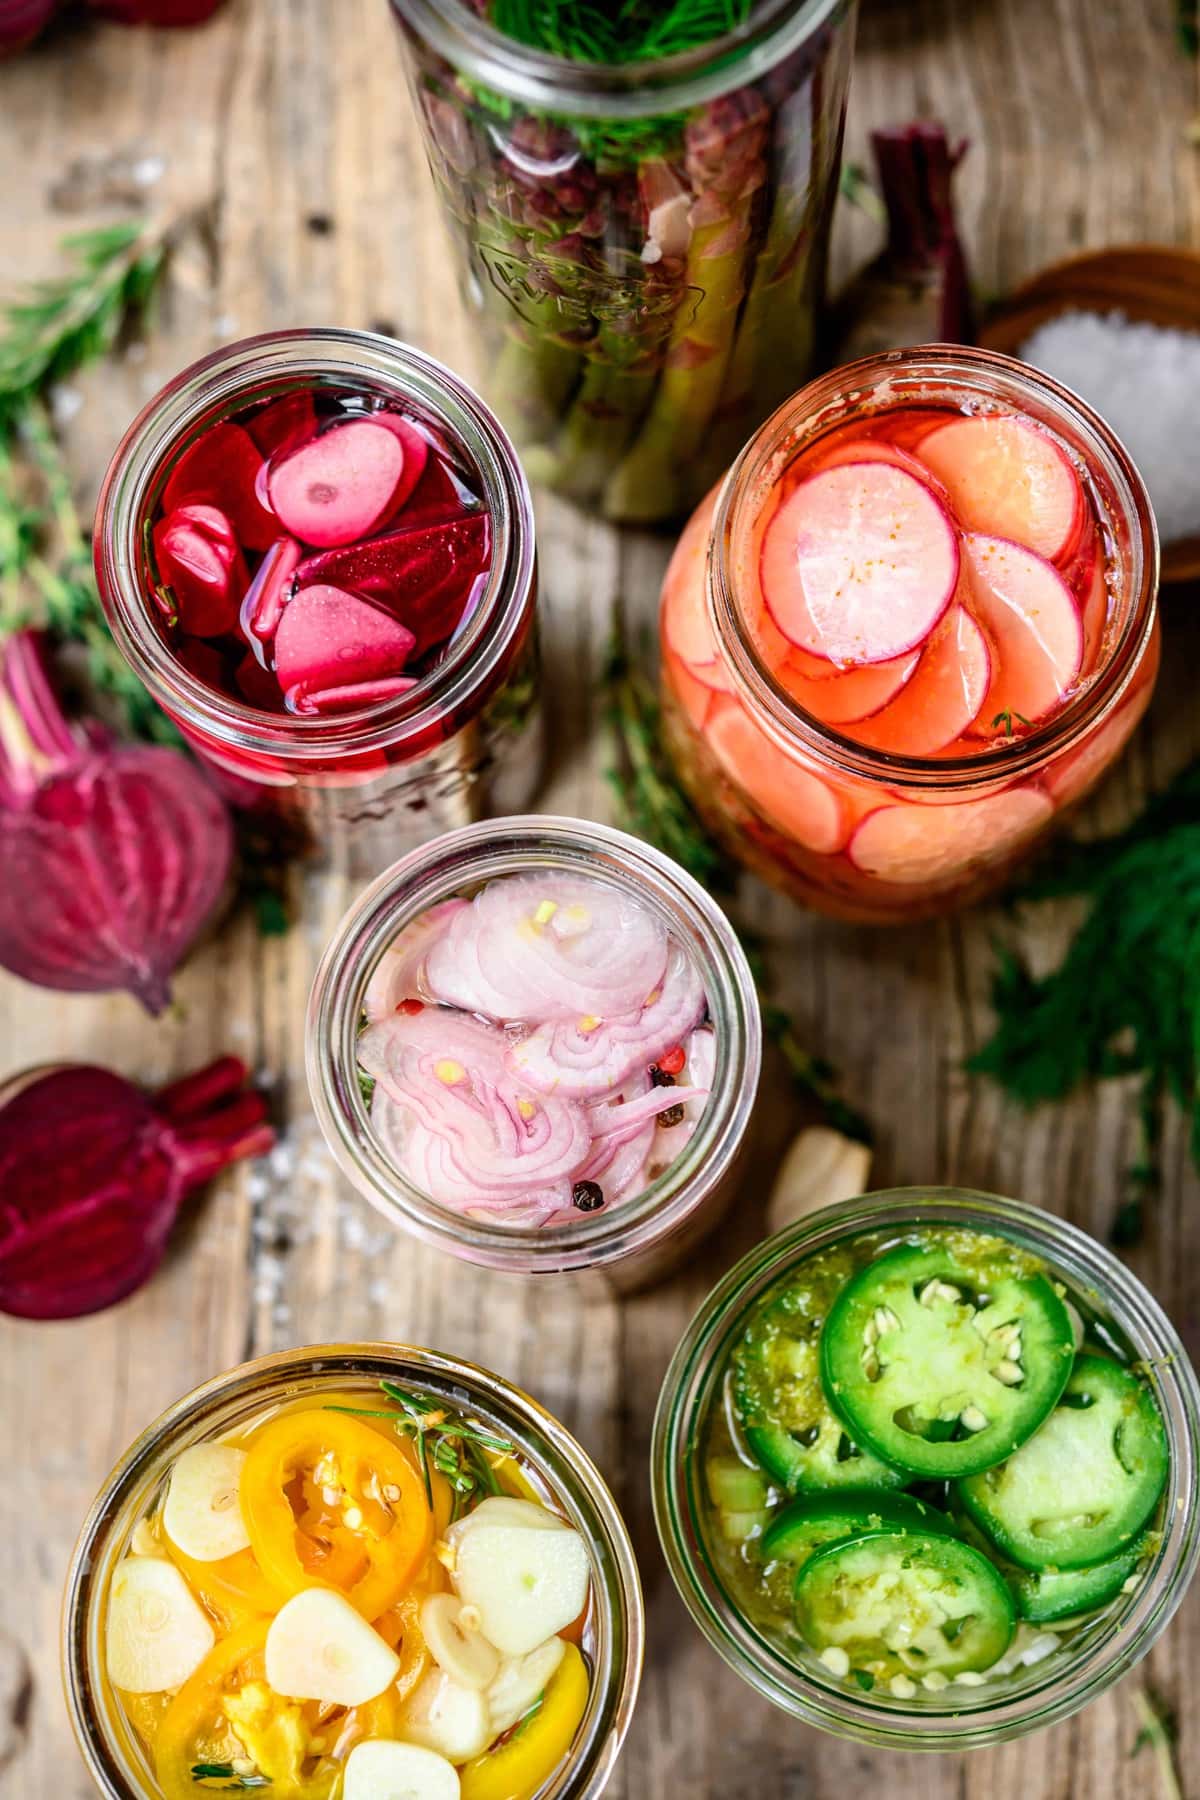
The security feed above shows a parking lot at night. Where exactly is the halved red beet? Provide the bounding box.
[240,535,303,645]
[761,461,959,666]
[273,583,416,700]
[245,391,318,459]
[776,645,921,726]
[916,414,1082,562]
[368,412,431,517]
[852,605,991,754]
[292,514,490,656]
[152,503,247,637]
[706,697,846,853]
[163,421,277,551]
[267,419,407,548]
[847,786,1053,885]
[961,534,1082,733]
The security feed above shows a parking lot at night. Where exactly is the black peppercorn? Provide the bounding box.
[572,1180,605,1211]
[657,1103,686,1128]
[649,1065,676,1087]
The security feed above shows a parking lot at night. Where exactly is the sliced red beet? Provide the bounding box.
[847,786,1053,885]
[245,391,318,459]
[916,414,1082,562]
[240,535,303,645]
[267,419,407,548]
[163,421,277,551]
[777,645,921,726]
[287,674,419,715]
[273,583,416,697]
[706,697,846,853]
[852,605,991,754]
[369,413,431,517]
[961,534,1082,733]
[292,514,490,656]
[152,503,248,637]
[761,462,959,666]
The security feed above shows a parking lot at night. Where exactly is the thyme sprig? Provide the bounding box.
[604,625,871,1144]
[189,1766,271,1791]
[326,1381,515,1515]
[1131,1688,1183,1800]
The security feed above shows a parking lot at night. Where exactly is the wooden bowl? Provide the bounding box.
[978,244,1200,583]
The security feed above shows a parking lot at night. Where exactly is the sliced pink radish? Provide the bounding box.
[852,606,991,754]
[810,436,949,499]
[367,413,431,517]
[1079,551,1112,675]
[961,534,1082,734]
[1045,692,1149,807]
[267,420,407,548]
[240,535,303,646]
[706,697,846,852]
[661,490,728,684]
[163,421,277,551]
[761,462,959,666]
[777,645,922,726]
[273,583,415,696]
[848,786,1053,885]
[152,503,247,638]
[665,657,717,731]
[287,673,418,714]
[917,414,1082,561]
[245,392,317,459]
[293,514,491,657]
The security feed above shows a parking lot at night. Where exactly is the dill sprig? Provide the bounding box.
[970,758,1200,1236]
[326,1382,514,1517]
[604,624,871,1144]
[490,0,751,64]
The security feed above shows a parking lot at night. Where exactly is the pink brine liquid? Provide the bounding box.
[661,396,1158,919]
[147,386,492,718]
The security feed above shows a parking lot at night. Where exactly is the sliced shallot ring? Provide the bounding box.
[362,899,469,1022]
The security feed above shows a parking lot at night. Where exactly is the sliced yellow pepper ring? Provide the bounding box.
[459,1641,589,1800]
[240,1409,432,1620]
[155,1619,270,1799]
[163,1541,280,1627]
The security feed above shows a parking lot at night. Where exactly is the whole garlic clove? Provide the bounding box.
[766,1127,872,1237]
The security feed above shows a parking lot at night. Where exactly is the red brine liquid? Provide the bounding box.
[148,387,492,718]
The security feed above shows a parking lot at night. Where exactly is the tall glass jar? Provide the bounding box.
[63,1343,644,1799]
[659,346,1161,923]
[391,0,857,522]
[306,816,761,1292]
[652,1188,1200,1750]
[94,329,542,878]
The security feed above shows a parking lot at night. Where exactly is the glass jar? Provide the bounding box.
[94,329,542,878]
[390,0,857,523]
[306,815,761,1291]
[652,1188,1200,1751]
[63,1342,644,1798]
[659,346,1161,923]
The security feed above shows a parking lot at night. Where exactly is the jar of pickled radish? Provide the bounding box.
[659,347,1161,922]
[63,1343,643,1798]
[306,816,761,1292]
[652,1189,1200,1749]
[94,330,542,878]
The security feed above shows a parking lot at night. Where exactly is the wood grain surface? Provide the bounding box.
[1,2,1198,1795]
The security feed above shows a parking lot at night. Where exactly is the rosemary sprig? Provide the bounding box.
[604,624,871,1144]
[189,1766,271,1791]
[1131,1688,1183,1800]
[326,1382,514,1517]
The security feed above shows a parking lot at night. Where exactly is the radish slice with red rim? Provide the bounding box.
[273,583,416,695]
[961,534,1083,734]
[760,462,959,665]
[916,414,1082,561]
[661,495,731,687]
[706,698,846,853]
[847,786,1053,884]
[776,646,922,726]
[163,421,277,551]
[267,419,407,548]
[667,659,718,730]
[851,605,991,754]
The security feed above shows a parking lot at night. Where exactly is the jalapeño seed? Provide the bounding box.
[572,1181,605,1211]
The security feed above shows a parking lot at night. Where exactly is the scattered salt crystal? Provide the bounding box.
[131,153,166,188]
[49,385,82,426]
[268,1141,295,1181]
[1020,310,1200,546]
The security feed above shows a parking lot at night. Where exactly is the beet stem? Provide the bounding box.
[170,1118,276,1190]
[154,1055,249,1121]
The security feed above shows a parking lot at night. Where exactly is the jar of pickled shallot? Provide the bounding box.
[659,346,1160,922]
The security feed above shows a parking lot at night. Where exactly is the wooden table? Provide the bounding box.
[2,1,1198,1794]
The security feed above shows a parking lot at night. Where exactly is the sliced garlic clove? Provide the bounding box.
[420,1593,499,1691]
[446,1496,563,1544]
[105,1557,215,1693]
[399,1669,492,1763]
[766,1127,872,1237]
[265,1588,400,1707]
[486,1636,566,1737]
[451,1516,590,1658]
[162,1443,251,1563]
[343,1738,461,1800]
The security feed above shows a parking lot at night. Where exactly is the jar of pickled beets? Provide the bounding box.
[306,816,761,1292]
[659,347,1161,923]
[63,1343,644,1799]
[94,330,542,876]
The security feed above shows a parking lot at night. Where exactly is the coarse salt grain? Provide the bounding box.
[1020,310,1200,547]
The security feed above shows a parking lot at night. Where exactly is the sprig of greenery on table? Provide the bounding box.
[970,757,1200,1241]
[604,626,871,1145]
[1130,1689,1183,1800]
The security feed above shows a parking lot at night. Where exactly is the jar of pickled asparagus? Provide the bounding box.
[652,1189,1200,1750]
[306,816,761,1291]
[63,1343,644,1799]
[659,346,1161,923]
[94,330,542,878]
[390,0,856,523]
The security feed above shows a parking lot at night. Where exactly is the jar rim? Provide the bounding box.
[708,345,1161,794]
[389,0,845,118]
[305,814,761,1273]
[93,328,536,763]
[651,1187,1200,1749]
[62,1342,645,1799]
